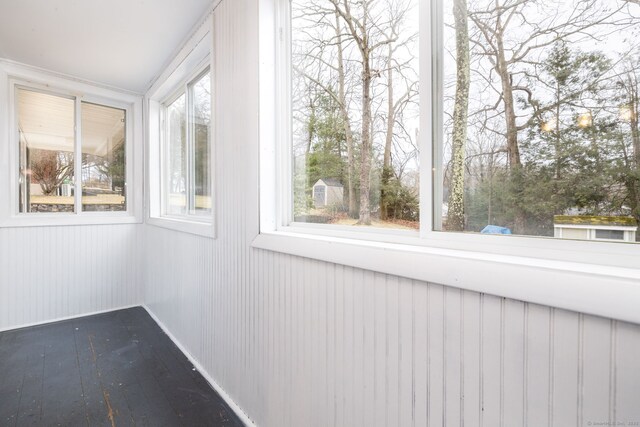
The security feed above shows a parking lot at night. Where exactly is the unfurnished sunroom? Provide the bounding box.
[0,0,639,426]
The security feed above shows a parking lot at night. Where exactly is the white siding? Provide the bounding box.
[143,1,640,425]
[0,224,143,331]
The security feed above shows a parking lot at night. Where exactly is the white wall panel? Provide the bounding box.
[142,1,640,426]
[145,218,640,427]
[615,321,640,421]
[0,224,143,331]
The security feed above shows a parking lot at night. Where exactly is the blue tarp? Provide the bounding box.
[480,225,512,235]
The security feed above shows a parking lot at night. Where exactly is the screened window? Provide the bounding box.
[17,87,128,214]
[162,69,212,219]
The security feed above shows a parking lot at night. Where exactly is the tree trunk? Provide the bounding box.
[446,0,470,232]
[495,13,525,233]
[358,47,373,225]
[629,76,640,235]
[306,90,316,194]
[496,60,520,167]
[555,82,562,180]
[488,153,494,224]
[356,4,373,226]
[335,11,358,218]
[381,44,395,221]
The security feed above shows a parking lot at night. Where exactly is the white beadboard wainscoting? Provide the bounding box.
[0,224,143,331]
[145,226,640,427]
[141,1,640,426]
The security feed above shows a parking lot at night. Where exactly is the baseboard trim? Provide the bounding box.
[0,304,142,333]
[142,304,256,427]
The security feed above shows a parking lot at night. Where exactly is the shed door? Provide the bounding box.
[314,185,326,207]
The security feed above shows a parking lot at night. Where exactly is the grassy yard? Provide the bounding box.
[304,208,419,230]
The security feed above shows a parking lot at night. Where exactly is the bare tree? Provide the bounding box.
[29,149,74,196]
[617,68,640,227]
[379,0,419,221]
[467,0,629,232]
[330,0,417,224]
[291,2,359,216]
[334,10,359,217]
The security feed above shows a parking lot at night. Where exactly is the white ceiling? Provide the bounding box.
[0,0,213,93]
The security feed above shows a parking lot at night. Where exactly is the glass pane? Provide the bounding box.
[81,102,126,211]
[189,72,212,215]
[438,0,639,243]
[595,229,624,241]
[165,94,187,216]
[17,88,75,213]
[291,0,420,230]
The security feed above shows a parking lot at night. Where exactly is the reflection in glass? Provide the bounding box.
[17,88,75,213]
[81,102,126,211]
[438,0,640,243]
[166,94,187,216]
[190,72,212,214]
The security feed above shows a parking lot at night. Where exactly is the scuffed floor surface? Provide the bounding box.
[0,307,244,426]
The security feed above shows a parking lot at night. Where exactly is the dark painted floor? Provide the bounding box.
[0,307,244,427]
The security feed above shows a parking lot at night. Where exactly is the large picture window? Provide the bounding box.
[161,68,212,219]
[17,86,129,215]
[282,0,640,245]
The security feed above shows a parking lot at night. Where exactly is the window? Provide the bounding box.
[437,0,640,244]
[145,18,212,237]
[16,86,130,215]
[289,0,420,231]
[276,0,640,246]
[81,102,127,212]
[161,68,212,220]
[595,229,624,241]
[258,0,640,323]
[18,88,75,213]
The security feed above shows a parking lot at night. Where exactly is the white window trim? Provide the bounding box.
[159,64,212,221]
[145,14,215,239]
[255,0,640,324]
[0,59,143,227]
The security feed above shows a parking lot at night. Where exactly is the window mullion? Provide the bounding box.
[277,0,292,228]
[162,107,170,216]
[160,109,167,216]
[420,0,440,239]
[74,97,82,215]
[186,82,195,215]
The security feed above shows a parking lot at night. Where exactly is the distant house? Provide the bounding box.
[554,215,638,242]
[312,178,343,208]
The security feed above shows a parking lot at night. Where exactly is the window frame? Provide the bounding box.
[255,0,640,325]
[0,61,143,227]
[159,64,212,221]
[145,16,215,238]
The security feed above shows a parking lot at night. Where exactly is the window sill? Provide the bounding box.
[146,216,215,238]
[252,230,640,324]
[0,214,141,228]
